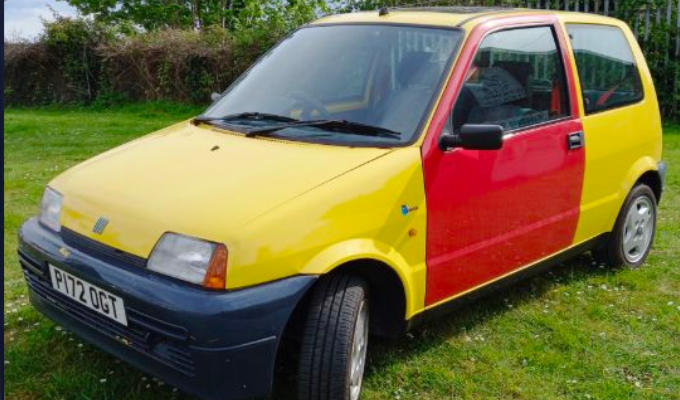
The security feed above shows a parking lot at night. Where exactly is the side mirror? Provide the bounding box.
[210,92,223,102]
[439,124,504,151]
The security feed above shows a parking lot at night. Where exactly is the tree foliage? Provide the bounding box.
[60,0,327,31]
[5,1,328,106]
[6,0,677,119]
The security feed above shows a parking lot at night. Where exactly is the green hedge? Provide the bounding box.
[3,3,679,120]
[3,16,292,106]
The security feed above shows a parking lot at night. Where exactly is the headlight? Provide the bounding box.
[147,233,228,289]
[39,187,63,232]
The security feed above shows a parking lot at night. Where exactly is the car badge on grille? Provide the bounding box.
[58,247,71,258]
[92,217,109,234]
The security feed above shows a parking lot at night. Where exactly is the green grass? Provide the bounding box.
[4,105,679,400]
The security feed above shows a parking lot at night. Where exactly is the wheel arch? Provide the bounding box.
[619,156,661,210]
[297,238,420,338]
[298,238,423,320]
[600,157,662,236]
[327,259,408,337]
[635,169,662,203]
[281,256,410,359]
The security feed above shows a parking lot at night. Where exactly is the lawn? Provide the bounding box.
[4,105,679,400]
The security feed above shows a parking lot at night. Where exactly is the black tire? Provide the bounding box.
[593,184,657,268]
[297,274,369,400]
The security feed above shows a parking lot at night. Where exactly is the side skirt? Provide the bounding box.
[406,234,606,330]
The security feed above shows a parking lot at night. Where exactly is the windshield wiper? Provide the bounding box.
[245,119,402,139]
[194,112,298,124]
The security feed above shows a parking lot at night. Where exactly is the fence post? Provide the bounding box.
[666,0,672,63]
[677,0,680,57]
[676,0,679,118]
[645,0,651,42]
[604,0,609,15]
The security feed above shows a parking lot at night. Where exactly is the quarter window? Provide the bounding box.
[452,26,569,132]
[567,24,643,114]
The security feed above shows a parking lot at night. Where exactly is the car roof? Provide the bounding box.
[312,6,624,30]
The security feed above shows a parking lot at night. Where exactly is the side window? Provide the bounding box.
[451,26,569,132]
[566,24,643,114]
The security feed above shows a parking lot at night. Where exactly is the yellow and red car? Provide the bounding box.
[19,6,664,400]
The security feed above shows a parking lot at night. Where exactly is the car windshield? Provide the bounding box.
[201,24,462,146]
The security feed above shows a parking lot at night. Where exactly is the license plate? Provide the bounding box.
[49,264,128,326]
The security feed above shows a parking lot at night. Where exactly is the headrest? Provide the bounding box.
[474,50,492,68]
[494,61,533,85]
[397,51,434,87]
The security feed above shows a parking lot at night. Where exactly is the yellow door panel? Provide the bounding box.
[556,17,663,243]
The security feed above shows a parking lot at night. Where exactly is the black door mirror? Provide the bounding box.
[439,124,504,151]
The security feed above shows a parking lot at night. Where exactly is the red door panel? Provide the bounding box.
[421,16,585,306]
[424,120,584,304]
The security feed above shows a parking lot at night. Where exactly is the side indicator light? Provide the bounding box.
[203,244,228,289]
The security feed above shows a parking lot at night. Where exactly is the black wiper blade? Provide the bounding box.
[244,119,330,137]
[327,120,402,138]
[194,112,298,124]
[245,119,402,139]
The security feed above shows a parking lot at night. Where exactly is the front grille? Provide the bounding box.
[60,228,147,269]
[20,255,195,376]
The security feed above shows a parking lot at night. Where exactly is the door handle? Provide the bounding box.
[567,131,584,150]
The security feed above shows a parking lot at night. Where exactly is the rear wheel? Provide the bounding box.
[297,274,369,400]
[594,184,657,268]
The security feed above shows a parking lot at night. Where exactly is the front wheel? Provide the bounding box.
[594,184,657,268]
[297,274,369,400]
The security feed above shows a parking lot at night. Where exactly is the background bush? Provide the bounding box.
[4,17,110,105]
[3,0,321,106]
[3,0,679,120]
[98,28,235,103]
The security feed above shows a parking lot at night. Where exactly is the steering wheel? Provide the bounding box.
[288,91,330,120]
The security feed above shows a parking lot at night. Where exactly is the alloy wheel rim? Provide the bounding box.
[349,300,368,400]
[622,195,654,263]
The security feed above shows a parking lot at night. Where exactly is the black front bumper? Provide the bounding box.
[19,218,316,400]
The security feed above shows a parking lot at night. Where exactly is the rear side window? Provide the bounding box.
[567,24,643,114]
[451,26,570,132]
